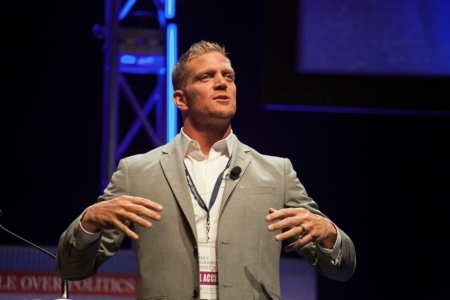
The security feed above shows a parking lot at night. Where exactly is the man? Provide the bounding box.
[56,41,356,299]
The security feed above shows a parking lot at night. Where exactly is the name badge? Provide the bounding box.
[199,242,218,299]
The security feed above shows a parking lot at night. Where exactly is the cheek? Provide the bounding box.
[230,85,237,96]
[187,87,207,99]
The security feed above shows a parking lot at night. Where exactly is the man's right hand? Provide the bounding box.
[81,196,163,240]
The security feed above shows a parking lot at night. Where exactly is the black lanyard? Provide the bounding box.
[183,157,231,240]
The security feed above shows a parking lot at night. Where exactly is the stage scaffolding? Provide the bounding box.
[96,0,177,190]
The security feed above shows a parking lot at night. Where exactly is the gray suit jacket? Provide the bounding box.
[56,134,356,300]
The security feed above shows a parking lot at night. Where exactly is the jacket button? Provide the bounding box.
[193,288,199,299]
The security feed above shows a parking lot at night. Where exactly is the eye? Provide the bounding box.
[224,73,235,81]
[199,74,212,81]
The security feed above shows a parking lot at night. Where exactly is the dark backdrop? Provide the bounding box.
[2,1,450,299]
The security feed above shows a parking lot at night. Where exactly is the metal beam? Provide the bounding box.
[99,0,177,191]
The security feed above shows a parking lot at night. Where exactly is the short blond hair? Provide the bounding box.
[172,41,230,90]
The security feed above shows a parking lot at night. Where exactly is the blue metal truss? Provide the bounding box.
[99,0,177,190]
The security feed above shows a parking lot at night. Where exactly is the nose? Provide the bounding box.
[214,75,227,89]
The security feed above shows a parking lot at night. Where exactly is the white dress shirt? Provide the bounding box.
[179,128,234,243]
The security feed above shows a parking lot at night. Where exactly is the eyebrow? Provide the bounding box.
[193,67,235,80]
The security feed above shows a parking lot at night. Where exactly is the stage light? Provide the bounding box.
[120,54,137,64]
[119,0,138,20]
[118,8,164,74]
[165,0,175,19]
[166,23,177,142]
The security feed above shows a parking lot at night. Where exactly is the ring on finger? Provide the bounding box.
[299,225,306,234]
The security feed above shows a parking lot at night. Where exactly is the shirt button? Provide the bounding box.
[193,288,199,299]
[191,142,199,150]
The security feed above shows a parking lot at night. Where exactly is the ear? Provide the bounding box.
[173,89,188,113]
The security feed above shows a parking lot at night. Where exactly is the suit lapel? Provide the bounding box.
[159,136,198,243]
[220,138,251,213]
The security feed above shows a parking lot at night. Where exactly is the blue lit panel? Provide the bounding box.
[298,0,450,75]
[166,24,177,142]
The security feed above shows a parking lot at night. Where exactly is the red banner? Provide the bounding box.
[199,271,218,286]
[0,270,137,296]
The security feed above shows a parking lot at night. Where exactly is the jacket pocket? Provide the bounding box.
[241,186,276,196]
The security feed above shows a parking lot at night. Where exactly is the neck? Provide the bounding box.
[182,119,231,157]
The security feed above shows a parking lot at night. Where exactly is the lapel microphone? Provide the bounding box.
[229,166,241,180]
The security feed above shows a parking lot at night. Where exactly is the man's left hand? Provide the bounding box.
[266,208,337,252]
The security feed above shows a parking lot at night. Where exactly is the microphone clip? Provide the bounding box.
[225,166,241,181]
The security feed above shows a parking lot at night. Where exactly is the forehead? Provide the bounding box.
[188,51,233,72]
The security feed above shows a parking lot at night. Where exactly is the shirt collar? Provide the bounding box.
[180,128,234,159]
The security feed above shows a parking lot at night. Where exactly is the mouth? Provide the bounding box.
[213,95,230,101]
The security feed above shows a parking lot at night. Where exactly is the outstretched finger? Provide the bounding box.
[124,203,162,222]
[284,233,311,252]
[266,207,299,222]
[124,196,163,212]
[121,210,154,229]
[273,224,304,242]
[111,218,139,240]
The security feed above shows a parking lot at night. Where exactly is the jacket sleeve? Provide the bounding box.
[283,158,356,281]
[55,159,129,280]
